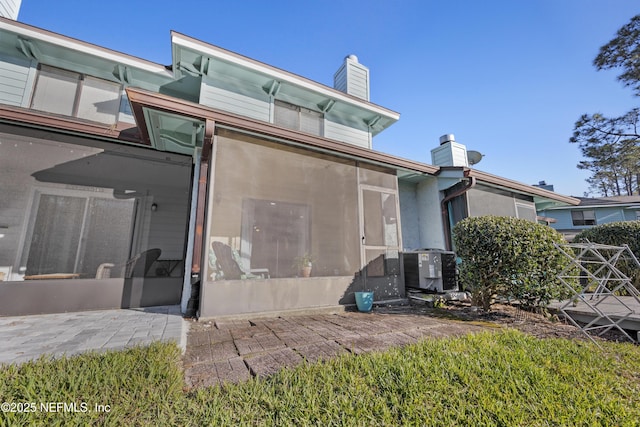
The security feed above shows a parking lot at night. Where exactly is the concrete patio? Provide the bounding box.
[0,305,186,365]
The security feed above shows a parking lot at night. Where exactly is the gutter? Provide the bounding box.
[441,177,476,251]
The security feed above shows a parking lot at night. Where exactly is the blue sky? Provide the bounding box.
[17,0,639,197]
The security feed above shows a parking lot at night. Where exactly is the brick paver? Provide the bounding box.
[183,305,489,389]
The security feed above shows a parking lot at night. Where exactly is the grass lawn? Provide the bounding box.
[1,330,639,426]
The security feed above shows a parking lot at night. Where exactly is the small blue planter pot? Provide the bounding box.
[355,291,374,312]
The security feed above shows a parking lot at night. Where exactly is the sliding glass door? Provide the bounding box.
[24,192,136,278]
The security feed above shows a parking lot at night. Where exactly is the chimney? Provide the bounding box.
[431,134,469,167]
[333,54,370,101]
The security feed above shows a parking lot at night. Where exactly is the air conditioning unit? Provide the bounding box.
[401,249,457,293]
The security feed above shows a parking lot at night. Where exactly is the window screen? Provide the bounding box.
[77,76,121,123]
[515,203,537,222]
[299,107,323,135]
[274,100,323,136]
[31,65,121,124]
[571,210,596,226]
[210,129,359,279]
[25,193,135,277]
[31,65,79,116]
[274,100,298,129]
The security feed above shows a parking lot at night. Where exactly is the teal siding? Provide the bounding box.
[546,210,575,230]
[0,53,33,107]
[324,119,370,148]
[595,207,625,224]
[542,206,639,232]
[624,209,640,221]
[200,79,270,122]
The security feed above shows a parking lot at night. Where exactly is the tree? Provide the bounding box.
[570,109,640,196]
[571,15,640,196]
[594,14,640,96]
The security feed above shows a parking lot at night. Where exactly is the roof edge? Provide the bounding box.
[126,86,431,175]
[0,17,172,75]
[170,31,400,121]
[467,169,580,206]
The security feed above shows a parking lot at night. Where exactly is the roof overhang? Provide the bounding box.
[466,169,580,209]
[542,203,640,211]
[0,103,141,143]
[125,87,433,175]
[0,17,172,89]
[170,32,400,136]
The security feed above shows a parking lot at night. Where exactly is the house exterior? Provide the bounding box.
[538,196,640,241]
[0,16,579,318]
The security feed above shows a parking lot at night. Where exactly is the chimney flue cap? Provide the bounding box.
[439,134,455,145]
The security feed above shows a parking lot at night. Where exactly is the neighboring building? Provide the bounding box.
[533,180,555,192]
[538,196,640,241]
[0,17,578,318]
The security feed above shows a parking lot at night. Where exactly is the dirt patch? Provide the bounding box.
[376,301,636,344]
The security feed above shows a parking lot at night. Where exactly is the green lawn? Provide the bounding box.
[1,330,639,426]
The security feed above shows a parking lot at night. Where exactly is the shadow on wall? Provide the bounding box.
[120,248,183,308]
[339,254,404,305]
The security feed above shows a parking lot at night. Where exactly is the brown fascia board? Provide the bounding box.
[171,31,400,120]
[466,169,580,206]
[0,104,145,144]
[125,87,437,175]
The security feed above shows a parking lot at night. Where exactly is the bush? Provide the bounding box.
[453,216,574,311]
[574,221,640,286]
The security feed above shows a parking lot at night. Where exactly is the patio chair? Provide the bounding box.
[95,248,162,279]
[210,241,269,280]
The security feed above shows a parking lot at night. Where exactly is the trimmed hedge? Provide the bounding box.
[453,216,574,311]
[574,221,640,286]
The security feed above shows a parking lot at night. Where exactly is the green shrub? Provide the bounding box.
[574,221,640,286]
[453,216,574,311]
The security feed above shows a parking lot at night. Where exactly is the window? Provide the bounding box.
[24,192,136,277]
[274,100,323,136]
[31,65,122,124]
[515,202,537,221]
[571,210,596,226]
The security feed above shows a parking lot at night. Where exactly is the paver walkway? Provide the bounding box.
[184,306,489,388]
[0,305,186,365]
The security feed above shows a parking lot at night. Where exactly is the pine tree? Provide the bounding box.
[571,15,640,196]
